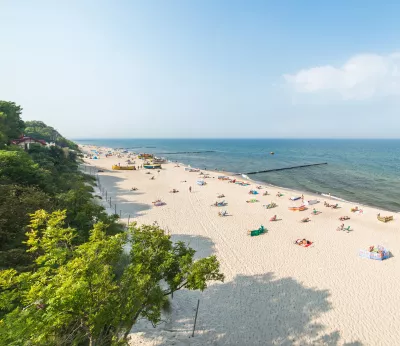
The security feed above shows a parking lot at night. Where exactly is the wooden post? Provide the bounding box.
[127,215,130,226]
[192,299,200,337]
[109,197,112,207]
[114,204,117,215]
[105,191,107,200]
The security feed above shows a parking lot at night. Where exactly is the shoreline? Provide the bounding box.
[81,141,400,213]
[173,160,400,215]
[80,144,400,345]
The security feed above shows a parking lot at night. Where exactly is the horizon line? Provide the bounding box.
[72,137,400,140]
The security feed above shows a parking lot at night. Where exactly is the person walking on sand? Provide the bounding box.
[189,186,192,193]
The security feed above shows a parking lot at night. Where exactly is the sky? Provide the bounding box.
[1,0,400,139]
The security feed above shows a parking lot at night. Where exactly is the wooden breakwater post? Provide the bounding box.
[192,299,200,337]
[245,162,327,175]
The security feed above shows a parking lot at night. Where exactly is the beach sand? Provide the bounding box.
[82,145,400,346]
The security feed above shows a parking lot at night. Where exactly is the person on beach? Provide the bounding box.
[296,239,311,246]
[301,194,304,202]
[189,186,192,193]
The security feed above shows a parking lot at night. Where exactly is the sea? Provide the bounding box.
[75,139,400,212]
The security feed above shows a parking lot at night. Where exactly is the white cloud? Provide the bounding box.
[284,53,400,100]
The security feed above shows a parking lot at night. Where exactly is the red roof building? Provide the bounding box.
[11,136,47,150]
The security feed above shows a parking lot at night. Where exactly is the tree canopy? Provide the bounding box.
[0,211,224,346]
[24,120,78,150]
[0,101,24,146]
[0,100,224,345]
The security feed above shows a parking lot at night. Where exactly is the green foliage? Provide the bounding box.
[0,150,48,188]
[0,213,224,346]
[0,185,52,269]
[24,120,78,150]
[0,101,24,146]
[0,124,123,270]
[0,101,223,345]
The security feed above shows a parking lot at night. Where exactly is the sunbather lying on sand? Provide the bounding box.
[295,239,312,247]
[301,217,310,222]
[131,187,138,191]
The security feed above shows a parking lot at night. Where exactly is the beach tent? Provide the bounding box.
[197,180,206,186]
[290,196,301,201]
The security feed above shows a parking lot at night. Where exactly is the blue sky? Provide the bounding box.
[1,0,400,138]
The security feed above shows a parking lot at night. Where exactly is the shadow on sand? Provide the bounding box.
[94,172,151,218]
[129,233,363,346]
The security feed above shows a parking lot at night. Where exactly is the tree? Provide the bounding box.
[24,120,78,150]
[0,150,48,188]
[0,211,224,345]
[0,101,24,146]
[0,185,52,269]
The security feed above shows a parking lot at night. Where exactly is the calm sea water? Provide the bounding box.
[75,139,400,212]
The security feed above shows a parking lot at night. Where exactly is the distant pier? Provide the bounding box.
[245,162,328,175]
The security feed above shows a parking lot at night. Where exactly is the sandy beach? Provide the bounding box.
[82,145,399,346]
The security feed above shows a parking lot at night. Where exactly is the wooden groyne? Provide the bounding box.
[157,151,216,155]
[245,162,327,175]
